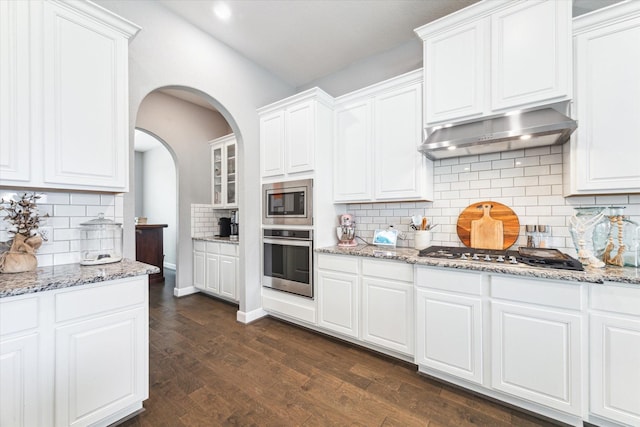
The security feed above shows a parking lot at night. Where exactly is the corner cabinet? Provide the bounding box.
[210,134,237,208]
[0,0,140,192]
[258,88,333,179]
[566,1,640,195]
[416,0,571,126]
[333,70,432,203]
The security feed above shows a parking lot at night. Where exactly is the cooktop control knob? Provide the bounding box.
[460,253,468,260]
[497,255,505,262]
[472,254,479,261]
[509,256,518,264]
[484,255,492,261]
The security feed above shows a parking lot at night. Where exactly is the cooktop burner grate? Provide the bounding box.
[418,246,584,271]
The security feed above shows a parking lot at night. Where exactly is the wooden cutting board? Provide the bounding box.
[456,201,520,250]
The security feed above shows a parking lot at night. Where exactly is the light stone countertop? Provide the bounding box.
[193,236,240,245]
[0,259,160,298]
[316,245,640,286]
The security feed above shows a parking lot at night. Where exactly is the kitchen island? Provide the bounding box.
[0,260,159,427]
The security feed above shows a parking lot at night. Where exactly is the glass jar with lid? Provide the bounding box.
[79,213,123,265]
[601,206,640,267]
[569,207,609,267]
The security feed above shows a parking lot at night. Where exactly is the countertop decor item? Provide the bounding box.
[0,193,48,273]
[602,206,640,267]
[79,213,123,266]
[457,201,519,249]
[569,206,608,268]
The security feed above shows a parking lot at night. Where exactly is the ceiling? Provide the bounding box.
[157,0,480,89]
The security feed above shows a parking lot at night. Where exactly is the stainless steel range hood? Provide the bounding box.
[418,103,577,160]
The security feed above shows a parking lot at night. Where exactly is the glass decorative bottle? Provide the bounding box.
[569,207,609,268]
[601,206,640,267]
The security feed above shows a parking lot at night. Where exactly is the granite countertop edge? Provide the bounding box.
[0,259,161,298]
[193,236,240,245]
[315,246,640,286]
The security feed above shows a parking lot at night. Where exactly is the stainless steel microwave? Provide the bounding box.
[262,179,313,226]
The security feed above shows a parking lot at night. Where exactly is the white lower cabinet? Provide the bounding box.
[415,268,483,384]
[0,293,39,427]
[193,240,239,302]
[490,276,583,417]
[316,254,413,356]
[589,284,640,426]
[0,276,149,427]
[317,259,360,338]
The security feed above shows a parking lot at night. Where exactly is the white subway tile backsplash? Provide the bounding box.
[471,161,492,172]
[70,194,101,205]
[54,205,86,217]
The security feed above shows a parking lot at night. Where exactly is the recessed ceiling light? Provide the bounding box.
[213,2,232,21]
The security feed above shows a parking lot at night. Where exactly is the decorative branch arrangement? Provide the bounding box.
[0,192,49,239]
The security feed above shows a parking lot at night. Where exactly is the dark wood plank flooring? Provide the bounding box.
[121,271,561,427]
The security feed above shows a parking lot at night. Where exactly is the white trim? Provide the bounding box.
[163,262,176,271]
[173,286,199,297]
[236,307,268,324]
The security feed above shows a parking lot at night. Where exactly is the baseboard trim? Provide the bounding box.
[237,307,268,324]
[164,262,176,271]
[173,286,199,297]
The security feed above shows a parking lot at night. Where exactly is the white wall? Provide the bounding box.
[134,152,144,216]
[95,0,294,318]
[141,145,177,269]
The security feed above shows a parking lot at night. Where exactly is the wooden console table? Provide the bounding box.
[135,224,168,283]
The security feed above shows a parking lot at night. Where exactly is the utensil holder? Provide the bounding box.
[414,230,431,250]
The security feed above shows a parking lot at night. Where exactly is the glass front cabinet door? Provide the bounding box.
[210,134,237,209]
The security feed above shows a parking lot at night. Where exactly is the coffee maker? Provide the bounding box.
[336,213,357,247]
[230,211,239,241]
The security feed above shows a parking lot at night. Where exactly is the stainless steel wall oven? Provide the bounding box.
[262,229,313,298]
[262,179,313,226]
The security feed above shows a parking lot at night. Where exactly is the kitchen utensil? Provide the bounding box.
[421,217,428,230]
[470,203,503,249]
[337,214,357,247]
[457,201,519,250]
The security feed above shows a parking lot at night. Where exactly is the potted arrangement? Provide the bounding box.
[0,193,48,273]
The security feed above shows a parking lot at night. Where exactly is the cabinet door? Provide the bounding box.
[0,0,31,184]
[416,289,483,384]
[55,307,147,427]
[225,142,237,207]
[219,255,237,301]
[491,0,571,111]
[590,313,640,426]
[374,83,425,201]
[260,111,285,177]
[491,301,582,415]
[211,144,224,207]
[205,252,220,294]
[286,101,315,174]
[41,1,129,191]
[317,270,359,338]
[333,100,372,202]
[0,333,39,427]
[424,19,487,124]
[193,250,206,290]
[572,12,640,193]
[362,278,413,355]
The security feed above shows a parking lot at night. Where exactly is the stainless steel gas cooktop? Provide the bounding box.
[418,246,584,271]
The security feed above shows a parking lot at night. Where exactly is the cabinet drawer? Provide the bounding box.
[193,240,206,251]
[491,275,584,310]
[0,296,39,336]
[591,284,640,316]
[317,254,359,274]
[219,243,238,256]
[55,277,147,323]
[206,242,220,253]
[416,267,483,296]
[362,259,413,282]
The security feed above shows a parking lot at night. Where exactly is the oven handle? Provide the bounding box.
[263,237,312,247]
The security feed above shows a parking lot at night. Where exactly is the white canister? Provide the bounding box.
[414,230,431,250]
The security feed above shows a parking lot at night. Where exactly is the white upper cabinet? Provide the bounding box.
[0,0,140,192]
[416,0,571,126]
[566,1,640,195]
[333,70,431,203]
[258,88,333,179]
[210,134,237,208]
